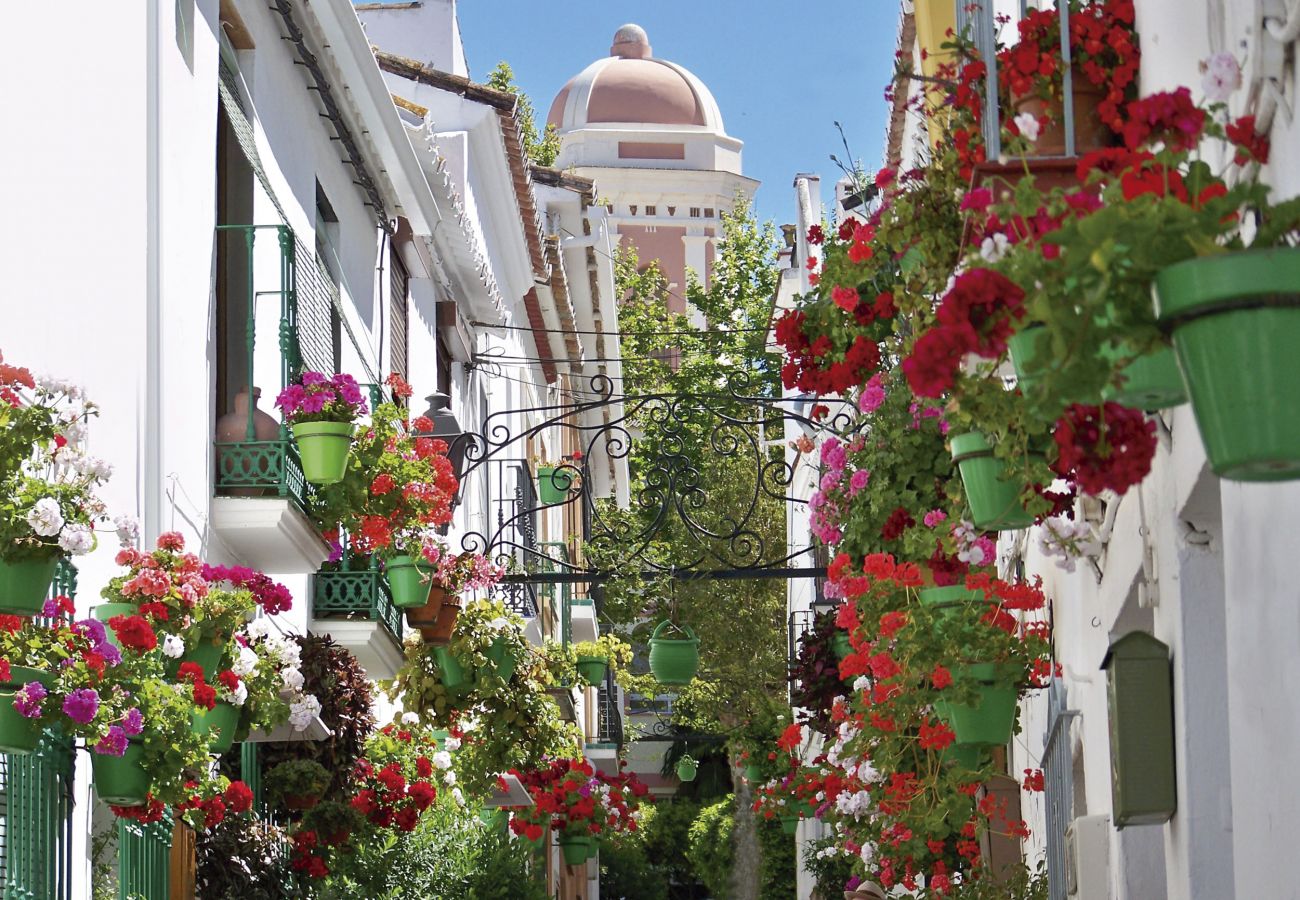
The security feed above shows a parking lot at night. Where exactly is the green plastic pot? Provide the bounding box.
[92,603,139,650]
[941,742,987,772]
[647,621,699,685]
[831,631,852,660]
[386,555,435,609]
[92,740,150,806]
[576,655,608,686]
[1155,247,1300,480]
[559,832,590,866]
[0,667,53,754]
[743,763,763,782]
[192,701,241,754]
[1101,343,1187,411]
[535,466,573,505]
[0,556,60,615]
[1008,326,1100,408]
[676,756,698,782]
[485,635,518,683]
[291,421,353,486]
[433,645,468,692]
[586,840,599,860]
[917,585,984,616]
[933,663,1019,747]
[950,432,1035,530]
[779,815,799,836]
[167,639,225,681]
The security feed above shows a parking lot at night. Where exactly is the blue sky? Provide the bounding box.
[454,1,901,229]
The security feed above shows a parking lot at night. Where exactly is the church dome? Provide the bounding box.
[547,25,726,134]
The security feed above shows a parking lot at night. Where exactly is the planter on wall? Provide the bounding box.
[576,655,608,686]
[950,432,1036,530]
[535,466,573,504]
[1155,247,1300,481]
[933,663,1019,747]
[290,421,353,485]
[405,587,461,643]
[385,555,435,609]
[647,621,699,685]
[0,556,60,616]
[1101,343,1187,411]
[558,831,590,867]
[0,667,52,754]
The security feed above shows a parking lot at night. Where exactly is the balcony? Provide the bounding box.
[311,560,405,681]
[211,224,329,574]
[586,681,624,775]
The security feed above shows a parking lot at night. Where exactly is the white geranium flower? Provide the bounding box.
[230,681,248,706]
[289,694,322,731]
[1014,111,1041,142]
[27,498,64,537]
[162,635,186,659]
[431,750,453,771]
[445,736,462,752]
[451,787,464,806]
[57,524,94,555]
[401,711,420,725]
[442,770,456,786]
[281,667,305,692]
[113,515,139,548]
[73,455,113,480]
[244,618,271,640]
[233,646,260,677]
[979,233,1010,263]
[1202,52,1241,102]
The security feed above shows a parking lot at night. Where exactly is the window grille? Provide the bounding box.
[1044,678,1080,900]
[118,816,173,899]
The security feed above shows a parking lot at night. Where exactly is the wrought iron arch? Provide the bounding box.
[447,370,856,589]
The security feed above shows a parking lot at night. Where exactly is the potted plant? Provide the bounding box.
[676,754,698,782]
[533,454,580,505]
[647,620,699,685]
[571,634,632,687]
[275,371,367,485]
[395,545,503,642]
[509,758,650,867]
[0,358,110,613]
[267,759,333,811]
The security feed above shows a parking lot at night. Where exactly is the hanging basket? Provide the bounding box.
[559,831,590,867]
[0,556,60,616]
[405,587,461,643]
[1101,343,1187,411]
[535,466,573,505]
[933,663,1019,747]
[1155,247,1300,481]
[950,432,1036,530]
[385,554,435,609]
[779,815,799,836]
[576,655,608,686]
[917,585,984,617]
[647,621,699,685]
[485,635,518,683]
[290,421,353,486]
[941,742,987,772]
[92,740,150,807]
[0,667,52,754]
[166,639,225,681]
[191,702,241,754]
[432,645,469,693]
[676,756,698,782]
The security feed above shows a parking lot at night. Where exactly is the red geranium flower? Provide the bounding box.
[107,615,158,654]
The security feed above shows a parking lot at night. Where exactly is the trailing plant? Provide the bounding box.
[686,797,735,900]
[788,610,846,736]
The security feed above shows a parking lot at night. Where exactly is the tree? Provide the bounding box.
[485,62,561,167]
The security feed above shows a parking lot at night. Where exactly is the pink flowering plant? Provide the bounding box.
[0,355,112,563]
[274,372,367,426]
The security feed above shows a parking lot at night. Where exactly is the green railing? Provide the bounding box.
[118,817,171,900]
[313,567,403,649]
[537,542,573,646]
[213,224,314,517]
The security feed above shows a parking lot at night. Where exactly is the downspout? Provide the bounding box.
[144,0,163,543]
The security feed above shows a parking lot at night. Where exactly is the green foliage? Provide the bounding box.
[686,797,735,900]
[195,814,299,899]
[485,61,561,167]
[641,798,701,892]
[757,817,796,900]
[598,806,668,900]
[800,834,856,898]
[947,861,1050,899]
[264,759,330,806]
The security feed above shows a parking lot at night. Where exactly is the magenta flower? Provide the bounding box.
[923,510,948,528]
[62,688,100,725]
[95,725,129,757]
[122,707,144,736]
[14,682,47,718]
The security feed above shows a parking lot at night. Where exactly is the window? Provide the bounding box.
[689,206,701,218]
[667,206,676,216]
[704,207,715,218]
[389,247,409,383]
[645,205,657,216]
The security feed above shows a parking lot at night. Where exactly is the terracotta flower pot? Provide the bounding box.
[404,586,462,643]
[1010,79,1111,157]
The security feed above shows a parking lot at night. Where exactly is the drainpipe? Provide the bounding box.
[144,0,163,544]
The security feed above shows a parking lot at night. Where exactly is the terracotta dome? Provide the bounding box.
[547,25,725,133]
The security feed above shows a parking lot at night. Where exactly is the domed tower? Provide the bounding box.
[548,25,758,308]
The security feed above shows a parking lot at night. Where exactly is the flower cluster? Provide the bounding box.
[275,371,367,425]
[509,757,650,842]
[200,564,294,616]
[1052,402,1157,496]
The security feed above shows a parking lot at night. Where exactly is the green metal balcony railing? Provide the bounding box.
[213,224,314,517]
[312,565,403,649]
[118,817,171,899]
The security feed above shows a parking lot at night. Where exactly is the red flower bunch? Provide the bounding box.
[902,268,1025,398]
[177,662,217,710]
[1052,402,1156,495]
[107,614,157,654]
[510,758,651,840]
[1122,87,1206,152]
[1224,115,1270,165]
[775,308,882,396]
[349,751,439,832]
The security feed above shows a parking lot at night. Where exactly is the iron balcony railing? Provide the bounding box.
[596,680,625,747]
[312,566,403,650]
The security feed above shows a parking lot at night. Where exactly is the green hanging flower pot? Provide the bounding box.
[291,421,353,486]
[576,655,608,686]
[1155,247,1300,481]
[92,740,150,807]
[92,603,138,651]
[485,635,518,683]
[559,831,590,866]
[191,701,241,754]
[831,631,852,660]
[676,756,698,782]
[1008,326,1101,409]
[586,840,599,860]
[385,554,435,610]
[933,663,1019,747]
[171,639,225,681]
[743,763,763,783]
[779,815,799,836]
[433,645,468,693]
[648,621,699,685]
[950,432,1035,530]
[1101,343,1187,411]
[0,667,53,754]
[0,556,60,616]
[535,466,573,505]
[917,584,984,616]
